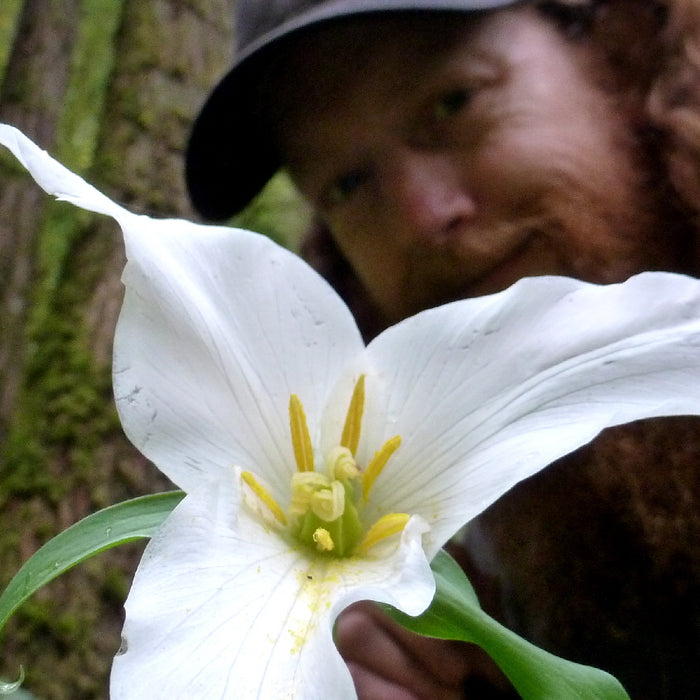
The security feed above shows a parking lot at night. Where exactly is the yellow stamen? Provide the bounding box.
[356,513,410,555]
[312,528,335,552]
[340,375,365,456]
[241,470,288,526]
[362,435,402,500]
[289,394,314,472]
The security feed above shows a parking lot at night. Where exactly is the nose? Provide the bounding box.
[383,148,475,245]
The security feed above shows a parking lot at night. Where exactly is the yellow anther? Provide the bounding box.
[241,470,287,526]
[312,528,335,552]
[289,394,314,472]
[326,446,360,481]
[356,513,410,555]
[310,480,346,522]
[362,435,402,500]
[340,375,365,456]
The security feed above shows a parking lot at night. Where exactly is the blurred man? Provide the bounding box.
[186,1,700,697]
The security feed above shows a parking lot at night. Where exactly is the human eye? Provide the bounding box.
[325,168,370,207]
[433,87,473,121]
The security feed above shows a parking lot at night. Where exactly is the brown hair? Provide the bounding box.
[647,0,700,208]
[556,0,700,215]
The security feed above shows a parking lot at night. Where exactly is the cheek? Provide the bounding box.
[479,121,609,197]
[471,115,667,279]
[477,100,627,214]
[331,225,407,306]
[475,72,629,194]
[331,222,383,273]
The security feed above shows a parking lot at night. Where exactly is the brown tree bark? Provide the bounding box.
[0,0,80,445]
[0,2,234,698]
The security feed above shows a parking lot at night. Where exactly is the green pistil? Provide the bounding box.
[292,479,364,557]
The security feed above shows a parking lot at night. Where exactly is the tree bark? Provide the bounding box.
[0,0,79,445]
[0,2,234,698]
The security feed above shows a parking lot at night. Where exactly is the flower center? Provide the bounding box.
[241,375,409,558]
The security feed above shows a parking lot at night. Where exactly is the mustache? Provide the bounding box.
[406,213,553,280]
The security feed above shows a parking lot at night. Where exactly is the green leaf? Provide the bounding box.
[0,670,43,698]
[0,491,184,639]
[0,668,25,696]
[384,549,631,700]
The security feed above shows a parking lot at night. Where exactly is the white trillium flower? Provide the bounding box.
[3,123,700,699]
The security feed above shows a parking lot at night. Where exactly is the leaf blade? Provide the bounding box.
[0,491,184,637]
[384,550,631,700]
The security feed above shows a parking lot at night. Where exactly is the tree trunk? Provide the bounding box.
[0,0,79,446]
[0,2,234,698]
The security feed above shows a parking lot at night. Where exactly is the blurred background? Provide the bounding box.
[0,1,309,697]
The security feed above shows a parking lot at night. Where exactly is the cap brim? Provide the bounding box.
[186,56,276,221]
[186,0,518,221]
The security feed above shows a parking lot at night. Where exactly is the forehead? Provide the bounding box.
[265,7,578,177]
[263,12,482,156]
[266,13,487,133]
[281,13,484,94]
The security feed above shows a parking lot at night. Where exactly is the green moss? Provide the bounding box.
[1,209,119,506]
[99,566,131,603]
[233,170,313,250]
[2,0,124,496]
[10,589,96,662]
[0,0,23,92]
[3,306,119,506]
[1,0,125,505]
[55,0,123,171]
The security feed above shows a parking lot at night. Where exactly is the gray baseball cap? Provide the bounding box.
[185,0,519,220]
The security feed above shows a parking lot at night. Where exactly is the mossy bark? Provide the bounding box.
[0,1,234,697]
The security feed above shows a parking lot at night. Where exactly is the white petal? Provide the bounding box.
[358,273,700,555]
[0,124,125,220]
[0,125,364,493]
[113,216,362,493]
[111,471,434,699]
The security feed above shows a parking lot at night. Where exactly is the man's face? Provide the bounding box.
[277,5,686,322]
